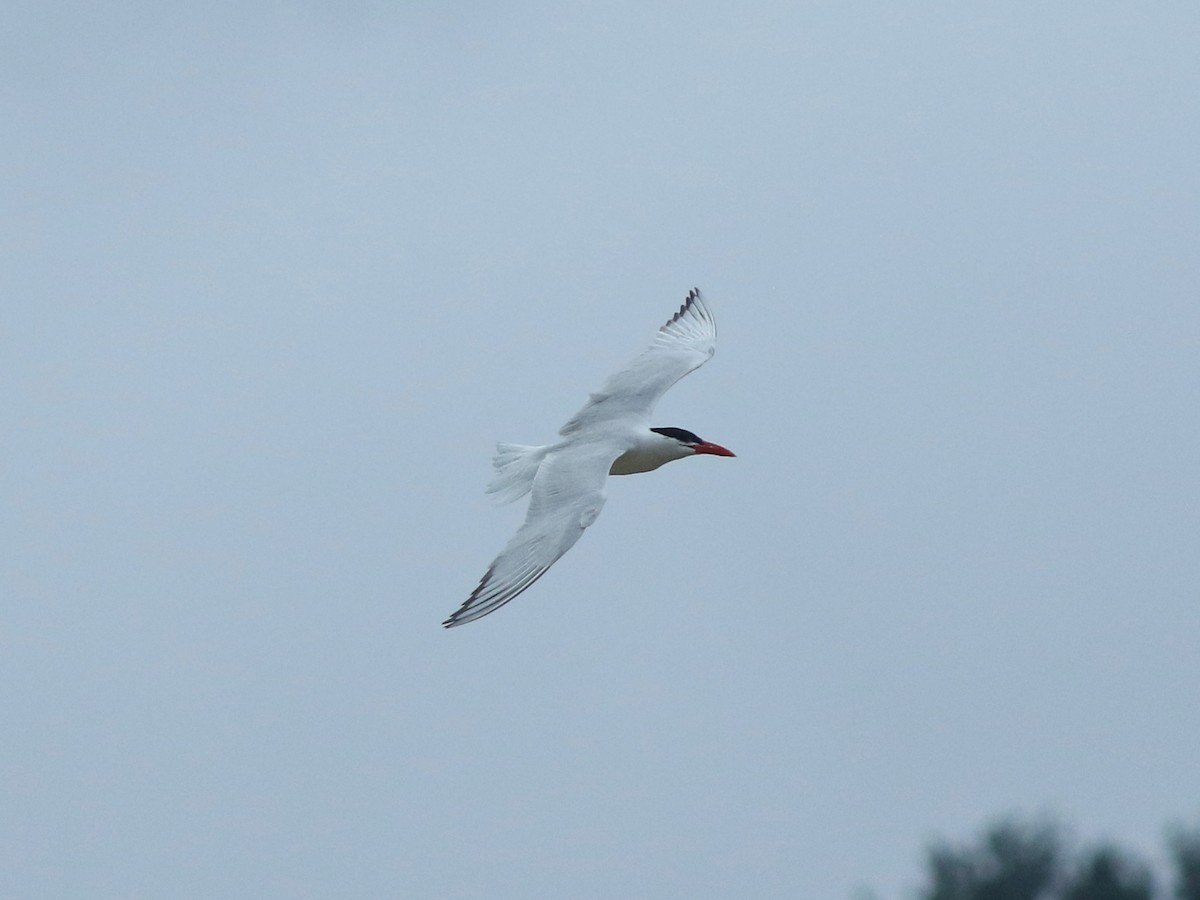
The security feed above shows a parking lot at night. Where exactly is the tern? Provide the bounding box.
[443,288,735,628]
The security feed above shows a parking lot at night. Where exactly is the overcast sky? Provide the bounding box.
[3,3,1198,898]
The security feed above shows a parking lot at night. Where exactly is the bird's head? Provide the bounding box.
[650,427,736,459]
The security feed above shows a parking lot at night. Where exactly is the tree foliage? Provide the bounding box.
[916,819,1200,900]
[1062,846,1154,900]
[925,820,1059,900]
[1170,826,1200,900]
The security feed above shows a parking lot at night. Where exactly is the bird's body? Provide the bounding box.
[443,288,734,628]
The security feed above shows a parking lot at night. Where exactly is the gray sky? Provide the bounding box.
[3,2,1198,898]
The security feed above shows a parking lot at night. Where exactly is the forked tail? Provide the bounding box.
[486,442,548,504]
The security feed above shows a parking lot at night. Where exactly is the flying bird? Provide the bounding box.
[442,288,735,628]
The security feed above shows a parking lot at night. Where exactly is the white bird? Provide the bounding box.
[443,288,735,628]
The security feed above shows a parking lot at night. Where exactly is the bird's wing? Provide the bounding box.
[558,288,717,436]
[443,440,624,627]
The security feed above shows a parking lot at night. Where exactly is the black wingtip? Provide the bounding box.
[441,602,473,629]
[442,563,498,628]
[665,287,703,327]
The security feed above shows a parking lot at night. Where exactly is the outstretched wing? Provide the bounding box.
[443,440,624,627]
[558,288,717,436]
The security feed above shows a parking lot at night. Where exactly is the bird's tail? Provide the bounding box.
[486,443,548,504]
